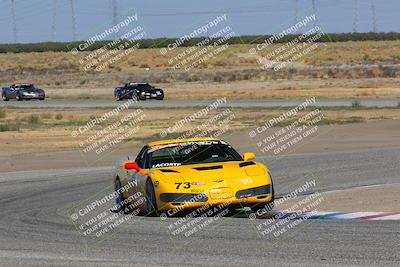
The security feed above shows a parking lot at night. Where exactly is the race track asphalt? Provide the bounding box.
[0,147,399,266]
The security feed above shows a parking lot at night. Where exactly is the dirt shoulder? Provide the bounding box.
[276,183,400,212]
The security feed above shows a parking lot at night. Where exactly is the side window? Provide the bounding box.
[144,152,151,169]
[135,146,148,168]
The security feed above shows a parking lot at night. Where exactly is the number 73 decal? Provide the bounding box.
[175,182,191,189]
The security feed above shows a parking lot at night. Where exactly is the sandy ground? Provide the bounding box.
[276,183,400,212]
[0,119,399,173]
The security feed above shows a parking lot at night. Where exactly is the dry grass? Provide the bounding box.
[1,41,399,73]
[0,41,399,89]
[0,106,399,154]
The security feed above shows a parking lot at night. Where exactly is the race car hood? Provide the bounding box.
[151,161,268,183]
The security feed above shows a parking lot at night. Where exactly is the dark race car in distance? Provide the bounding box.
[114,82,164,101]
[2,84,45,101]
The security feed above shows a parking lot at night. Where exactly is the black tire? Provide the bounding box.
[132,91,139,101]
[39,97,45,101]
[226,205,239,217]
[115,94,122,101]
[2,94,8,101]
[115,178,128,214]
[146,179,158,217]
[16,94,22,101]
[156,90,164,100]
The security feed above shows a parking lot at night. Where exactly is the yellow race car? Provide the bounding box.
[113,137,274,216]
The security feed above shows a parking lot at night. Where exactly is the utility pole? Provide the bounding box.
[112,0,118,26]
[112,0,118,39]
[294,0,298,24]
[311,0,318,28]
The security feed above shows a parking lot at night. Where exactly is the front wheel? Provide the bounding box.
[39,97,45,101]
[16,94,22,101]
[156,90,164,100]
[146,179,158,217]
[2,94,8,101]
[114,178,128,214]
[132,92,139,101]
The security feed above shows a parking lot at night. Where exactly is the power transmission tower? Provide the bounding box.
[112,0,118,39]
[70,0,77,41]
[112,0,118,26]
[311,0,318,27]
[11,0,17,43]
[51,0,58,41]
[353,0,358,32]
[371,0,377,32]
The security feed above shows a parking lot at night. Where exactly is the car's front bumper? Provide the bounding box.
[156,184,273,212]
[21,94,44,99]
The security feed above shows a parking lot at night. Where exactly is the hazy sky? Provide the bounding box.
[0,0,399,44]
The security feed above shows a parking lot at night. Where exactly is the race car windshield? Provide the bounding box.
[148,141,243,168]
[19,85,35,91]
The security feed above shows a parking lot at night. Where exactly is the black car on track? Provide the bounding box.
[2,84,45,101]
[114,82,164,101]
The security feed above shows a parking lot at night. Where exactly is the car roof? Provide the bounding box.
[13,83,33,87]
[126,82,149,86]
[148,137,221,147]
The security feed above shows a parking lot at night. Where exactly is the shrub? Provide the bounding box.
[55,114,63,120]
[185,75,200,82]
[0,124,20,132]
[41,113,52,119]
[213,75,223,82]
[140,64,150,69]
[351,100,362,108]
[28,115,40,124]
[0,108,6,119]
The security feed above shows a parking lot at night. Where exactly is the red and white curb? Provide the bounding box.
[255,211,400,221]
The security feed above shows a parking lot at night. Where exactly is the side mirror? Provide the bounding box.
[243,152,255,162]
[124,161,141,172]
